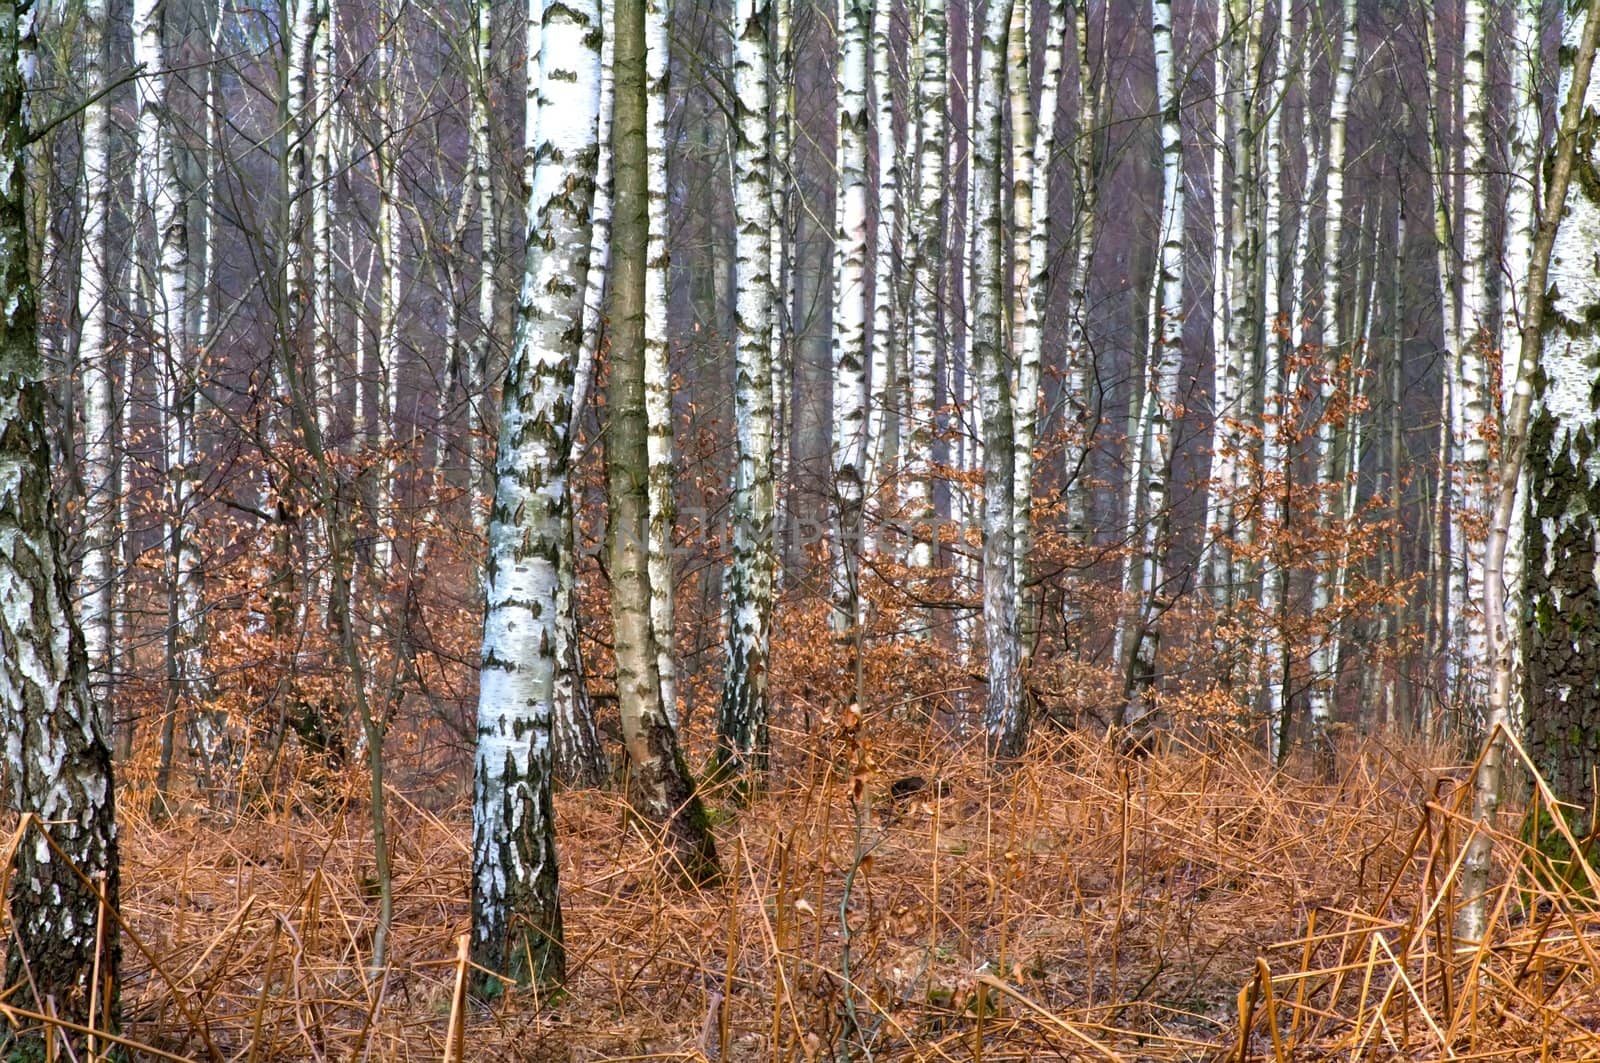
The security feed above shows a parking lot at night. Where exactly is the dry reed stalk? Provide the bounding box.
[442,933,468,1063]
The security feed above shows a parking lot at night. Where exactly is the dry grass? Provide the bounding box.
[11,716,1600,1061]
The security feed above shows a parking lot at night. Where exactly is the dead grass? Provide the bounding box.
[12,716,1600,1061]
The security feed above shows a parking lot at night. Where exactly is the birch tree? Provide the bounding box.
[610,0,719,882]
[903,0,944,571]
[832,0,869,631]
[866,0,897,498]
[1460,0,1600,942]
[1304,0,1356,765]
[1117,0,1185,725]
[77,0,114,696]
[1201,0,1263,666]
[644,0,678,724]
[1061,0,1101,560]
[976,0,1023,758]
[718,0,776,781]
[467,0,498,534]
[0,0,122,1041]
[1448,0,1492,722]
[135,0,214,785]
[470,0,607,990]
[552,2,616,790]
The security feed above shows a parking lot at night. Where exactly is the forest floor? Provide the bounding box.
[100,718,1600,1061]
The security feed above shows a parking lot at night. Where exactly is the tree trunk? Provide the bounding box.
[0,7,122,1042]
[77,0,115,706]
[976,0,1022,758]
[1460,0,1600,943]
[904,0,945,572]
[718,0,777,782]
[644,0,679,726]
[470,0,609,991]
[832,0,870,632]
[1117,0,1185,727]
[610,0,720,884]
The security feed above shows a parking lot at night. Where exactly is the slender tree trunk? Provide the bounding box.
[1061,0,1100,596]
[1447,0,1492,724]
[1461,0,1600,943]
[0,9,122,1043]
[78,0,115,705]
[718,0,776,782]
[470,0,608,991]
[1424,13,1463,716]
[832,0,870,632]
[643,0,679,725]
[610,0,720,883]
[312,0,335,444]
[905,0,945,572]
[552,0,615,790]
[976,0,1023,758]
[1202,0,1241,621]
[1305,0,1356,770]
[1117,0,1185,727]
[866,0,898,505]
[137,0,210,788]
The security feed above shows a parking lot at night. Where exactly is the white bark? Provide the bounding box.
[136,0,209,767]
[374,18,403,577]
[976,0,1022,756]
[832,0,870,631]
[471,0,605,986]
[470,0,498,539]
[1460,0,1600,942]
[0,26,122,1025]
[312,0,335,444]
[1061,0,1099,559]
[643,0,677,724]
[1305,0,1356,760]
[904,0,945,570]
[1201,0,1247,620]
[77,0,114,702]
[866,0,898,501]
[1447,0,1492,721]
[718,0,776,777]
[1117,0,1185,724]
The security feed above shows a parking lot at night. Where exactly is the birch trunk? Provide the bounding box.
[0,10,122,1042]
[832,0,870,632]
[643,0,678,725]
[768,0,791,576]
[470,0,607,991]
[553,2,614,790]
[312,0,335,444]
[1011,0,1052,663]
[1118,0,1185,726]
[1461,0,1600,941]
[1423,13,1463,713]
[976,0,1023,758]
[1449,0,1492,722]
[1305,0,1356,768]
[866,0,897,503]
[718,0,776,781]
[1061,0,1099,567]
[904,0,945,571]
[136,0,210,782]
[469,0,497,539]
[78,0,114,701]
[610,0,719,882]
[1201,0,1247,632]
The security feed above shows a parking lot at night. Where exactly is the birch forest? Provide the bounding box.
[11,0,1600,1056]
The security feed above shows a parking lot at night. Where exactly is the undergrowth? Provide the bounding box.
[12,717,1590,1060]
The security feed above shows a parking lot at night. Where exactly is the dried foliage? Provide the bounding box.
[13,716,1600,1060]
